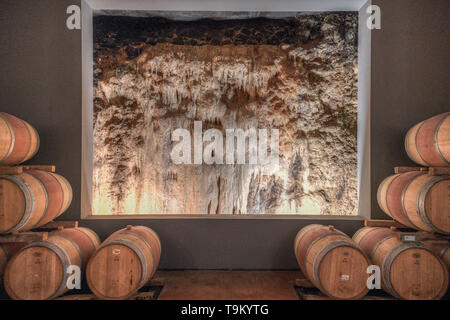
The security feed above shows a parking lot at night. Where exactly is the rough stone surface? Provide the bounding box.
[92,13,358,215]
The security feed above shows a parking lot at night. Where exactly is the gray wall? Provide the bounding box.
[0,0,448,269]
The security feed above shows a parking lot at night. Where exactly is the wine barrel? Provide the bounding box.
[0,170,73,234]
[353,227,448,300]
[377,172,450,234]
[0,112,39,165]
[405,112,450,166]
[0,244,8,285]
[86,225,161,300]
[423,241,450,270]
[294,224,370,299]
[3,227,100,300]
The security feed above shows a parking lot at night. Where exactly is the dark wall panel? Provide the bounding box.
[0,0,448,269]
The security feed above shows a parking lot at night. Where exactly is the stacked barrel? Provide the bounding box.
[3,227,100,300]
[86,225,161,300]
[367,111,450,299]
[294,224,370,300]
[377,112,450,234]
[353,227,448,300]
[0,112,73,233]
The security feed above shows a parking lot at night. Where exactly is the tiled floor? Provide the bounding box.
[156,270,302,300]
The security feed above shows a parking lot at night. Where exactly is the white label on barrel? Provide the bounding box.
[341,275,350,281]
[112,249,121,255]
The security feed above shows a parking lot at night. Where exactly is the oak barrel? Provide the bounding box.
[405,112,450,167]
[353,227,448,300]
[0,112,39,165]
[86,225,161,300]
[3,227,100,300]
[294,224,370,299]
[0,170,73,233]
[0,244,8,286]
[423,241,450,270]
[377,172,450,234]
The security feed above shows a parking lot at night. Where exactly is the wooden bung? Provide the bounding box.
[0,112,40,166]
[377,172,450,234]
[294,224,370,300]
[353,227,448,300]
[0,170,73,233]
[3,227,100,300]
[86,226,161,300]
[405,112,450,167]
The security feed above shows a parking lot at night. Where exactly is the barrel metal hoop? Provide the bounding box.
[0,113,15,163]
[54,234,84,270]
[294,224,321,260]
[352,226,380,243]
[413,121,429,166]
[304,231,347,274]
[20,121,33,163]
[400,173,424,229]
[76,227,101,249]
[416,175,449,233]
[370,235,397,260]
[47,173,65,215]
[0,244,9,258]
[440,246,449,258]
[433,113,450,165]
[24,241,72,299]
[383,174,400,217]
[404,126,416,165]
[382,242,429,299]
[28,123,40,160]
[312,241,361,297]
[102,238,149,290]
[116,231,156,275]
[0,175,34,233]
[25,171,50,229]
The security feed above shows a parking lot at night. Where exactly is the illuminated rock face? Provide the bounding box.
[92,13,358,215]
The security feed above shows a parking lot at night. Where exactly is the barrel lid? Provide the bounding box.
[4,244,66,300]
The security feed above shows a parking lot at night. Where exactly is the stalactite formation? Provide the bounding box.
[92,12,359,215]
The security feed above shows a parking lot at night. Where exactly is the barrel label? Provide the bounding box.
[340,274,350,281]
[112,249,121,255]
[401,234,417,242]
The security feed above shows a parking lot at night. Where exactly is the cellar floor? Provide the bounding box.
[155,270,302,300]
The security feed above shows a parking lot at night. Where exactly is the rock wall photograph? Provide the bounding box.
[92,12,359,215]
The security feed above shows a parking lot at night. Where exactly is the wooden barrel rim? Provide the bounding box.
[353,227,397,259]
[382,242,447,300]
[416,175,450,234]
[413,121,429,166]
[0,174,34,233]
[313,240,369,299]
[303,231,348,268]
[400,173,425,229]
[89,238,148,299]
[404,125,415,165]
[53,233,84,270]
[111,231,157,276]
[22,240,70,299]
[434,113,450,165]
[99,238,149,289]
[0,113,15,162]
